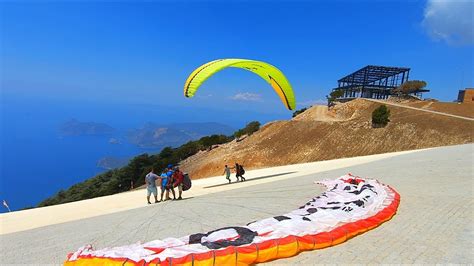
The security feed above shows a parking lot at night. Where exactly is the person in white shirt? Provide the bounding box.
[145,168,160,204]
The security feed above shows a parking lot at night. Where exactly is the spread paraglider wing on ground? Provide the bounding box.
[65,174,400,265]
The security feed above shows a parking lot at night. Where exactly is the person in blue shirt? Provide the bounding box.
[166,167,177,200]
[159,170,169,202]
[145,168,160,204]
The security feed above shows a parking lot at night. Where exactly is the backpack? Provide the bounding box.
[239,165,245,175]
[182,173,192,191]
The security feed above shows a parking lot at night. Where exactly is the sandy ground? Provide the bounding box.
[0,144,472,264]
[292,105,344,122]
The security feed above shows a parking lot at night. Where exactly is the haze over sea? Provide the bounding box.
[0,93,287,212]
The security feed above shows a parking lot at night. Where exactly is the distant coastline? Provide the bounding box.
[97,156,130,170]
[59,119,115,136]
[127,122,235,148]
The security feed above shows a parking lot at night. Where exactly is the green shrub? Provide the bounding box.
[199,134,232,148]
[392,80,427,96]
[326,89,344,105]
[372,105,390,128]
[234,121,261,138]
[292,107,308,118]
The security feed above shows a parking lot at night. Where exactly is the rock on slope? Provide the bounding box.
[180,99,473,179]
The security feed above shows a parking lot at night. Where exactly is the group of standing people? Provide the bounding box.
[146,162,245,204]
[223,163,246,183]
[145,165,184,204]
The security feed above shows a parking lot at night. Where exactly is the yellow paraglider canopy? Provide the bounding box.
[184,59,296,110]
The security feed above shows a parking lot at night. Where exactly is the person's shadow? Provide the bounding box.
[203,172,297,189]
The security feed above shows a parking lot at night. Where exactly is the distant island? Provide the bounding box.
[128,122,235,148]
[97,156,130,170]
[59,119,115,136]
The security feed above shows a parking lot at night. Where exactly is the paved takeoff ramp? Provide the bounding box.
[0,144,472,264]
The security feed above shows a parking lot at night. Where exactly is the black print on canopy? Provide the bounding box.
[189,226,258,249]
[349,184,377,195]
[351,200,365,207]
[319,206,341,210]
[274,216,291,221]
[342,206,353,212]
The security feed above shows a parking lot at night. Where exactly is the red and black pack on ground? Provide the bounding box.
[182,173,192,191]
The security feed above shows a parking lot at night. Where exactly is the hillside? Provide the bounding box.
[403,101,474,118]
[180,99,473,178]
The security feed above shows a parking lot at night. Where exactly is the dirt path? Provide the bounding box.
[366,99,474,121]
[293,105,344,122]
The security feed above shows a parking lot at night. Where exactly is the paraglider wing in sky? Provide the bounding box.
[184,59,296,110]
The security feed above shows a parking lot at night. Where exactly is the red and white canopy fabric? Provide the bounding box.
[65,174,400,265]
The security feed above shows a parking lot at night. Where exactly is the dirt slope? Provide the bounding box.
[384,98,474,118]
[405,101,474,118]
[180,99,473,179]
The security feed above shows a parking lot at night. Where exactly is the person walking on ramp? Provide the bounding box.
[234,162,246,182]
[238,163,246,182]
[223,165,232,183]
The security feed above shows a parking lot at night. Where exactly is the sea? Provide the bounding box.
[0,95,287,212]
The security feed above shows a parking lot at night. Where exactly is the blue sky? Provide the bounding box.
[0,1,473,210]
[1,0,473,113]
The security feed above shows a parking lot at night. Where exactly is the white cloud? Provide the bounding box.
[196,93,213,99]
[297,99,327,107]
[422,0,473,45]
[230,92,262,102]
